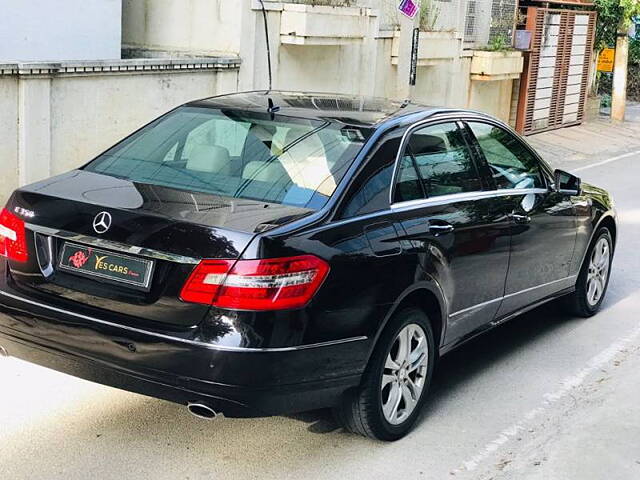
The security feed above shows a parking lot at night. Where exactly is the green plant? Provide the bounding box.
[488,13,515,50]
[419,0,441,31]
[488,33,510,52]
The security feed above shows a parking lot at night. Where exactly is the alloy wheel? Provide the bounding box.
[586,237,611,306]
[381,323,429,425]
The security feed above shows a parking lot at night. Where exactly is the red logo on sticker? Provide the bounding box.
[69,251,90,268]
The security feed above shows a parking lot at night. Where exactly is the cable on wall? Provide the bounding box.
[258,0,273,91]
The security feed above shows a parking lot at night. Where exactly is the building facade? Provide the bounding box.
[1,0,594,202]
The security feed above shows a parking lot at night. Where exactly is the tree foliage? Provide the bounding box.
[594,0,624,48]
[594,0,640,49]
[619,0,640,28]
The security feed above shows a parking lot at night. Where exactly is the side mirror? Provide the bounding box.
[554,169,581,196]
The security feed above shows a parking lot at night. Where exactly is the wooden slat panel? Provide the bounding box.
[519,7,596,134]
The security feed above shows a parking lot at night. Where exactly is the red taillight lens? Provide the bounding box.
[179,259,235,305]
[0,208,28,263]
[180,255,329,311]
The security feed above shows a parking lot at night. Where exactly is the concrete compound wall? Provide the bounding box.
[0,77,19,203]
[0,60,240,203]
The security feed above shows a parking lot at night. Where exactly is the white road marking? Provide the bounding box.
[456,323,640,474]
[572,150,640,172]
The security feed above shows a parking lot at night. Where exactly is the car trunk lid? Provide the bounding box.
[5,170,313,327]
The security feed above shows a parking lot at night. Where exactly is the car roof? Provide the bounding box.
[186,90,478,129]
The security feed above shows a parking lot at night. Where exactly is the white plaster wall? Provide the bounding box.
[0,78,19,205]
[49,70,239,175]
[0,0,121,61]
[122,0,244,56]
[372,38,397,99]
[268,9,386,97]
[412,57,472,108]
[277,44,370,94]
[468,78,514,122]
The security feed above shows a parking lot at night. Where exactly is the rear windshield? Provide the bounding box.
[85,106,372,210]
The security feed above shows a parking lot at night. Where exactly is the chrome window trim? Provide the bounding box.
[320,187,550,231]
[387,112,554,207]
[26,223,201,265]
[390,188,549,211]
[0,290,368,353]
[448,274,577,318]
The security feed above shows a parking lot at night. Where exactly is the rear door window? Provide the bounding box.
[394,121,482,203]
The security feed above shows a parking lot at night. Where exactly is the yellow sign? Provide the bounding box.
[597,48,615,72]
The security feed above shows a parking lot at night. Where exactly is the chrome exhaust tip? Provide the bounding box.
[187,402,219,420]
[0,345,8,357]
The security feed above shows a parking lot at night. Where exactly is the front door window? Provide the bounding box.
[467,122,545,190]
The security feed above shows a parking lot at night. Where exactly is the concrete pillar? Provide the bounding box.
[358,12,381,97]
[18,76,52,186]
[395,13,419,100]
[468,78,513,123]
[611,31,628,122]
[238,0,259,91]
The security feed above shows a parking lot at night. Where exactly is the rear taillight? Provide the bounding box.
[0,208,28,263]
[180,255,329,311]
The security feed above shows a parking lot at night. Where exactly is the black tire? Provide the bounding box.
[564,227,613,317]
[335,307,436,441]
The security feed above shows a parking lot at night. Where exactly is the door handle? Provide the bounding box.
[428,221,455,236]
[509,213,531,224]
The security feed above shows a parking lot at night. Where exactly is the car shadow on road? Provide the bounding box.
[247,271,636,436]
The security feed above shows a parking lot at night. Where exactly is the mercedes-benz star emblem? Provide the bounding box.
[92,211,112,234]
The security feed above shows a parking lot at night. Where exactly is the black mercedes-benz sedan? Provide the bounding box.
[0,91,616,440]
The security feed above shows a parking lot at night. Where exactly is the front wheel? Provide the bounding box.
[564,227,613,317]
[335,307,436,441]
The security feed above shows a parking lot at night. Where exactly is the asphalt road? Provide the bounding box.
[1,151,639,480]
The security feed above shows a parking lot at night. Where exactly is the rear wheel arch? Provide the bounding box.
[370,285,446,360]
[397,289,445,350]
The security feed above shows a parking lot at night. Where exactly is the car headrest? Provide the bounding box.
[186,145,231,174]
[249,124,277,142]
[283,128,326,160]
[242,160,289,183]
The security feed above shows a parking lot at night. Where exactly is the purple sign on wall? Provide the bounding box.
[398,0,420,18]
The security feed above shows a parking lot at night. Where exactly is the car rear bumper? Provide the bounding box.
[0,285,367,417]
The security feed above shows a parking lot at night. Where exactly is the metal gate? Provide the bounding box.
[516,7,596,134]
